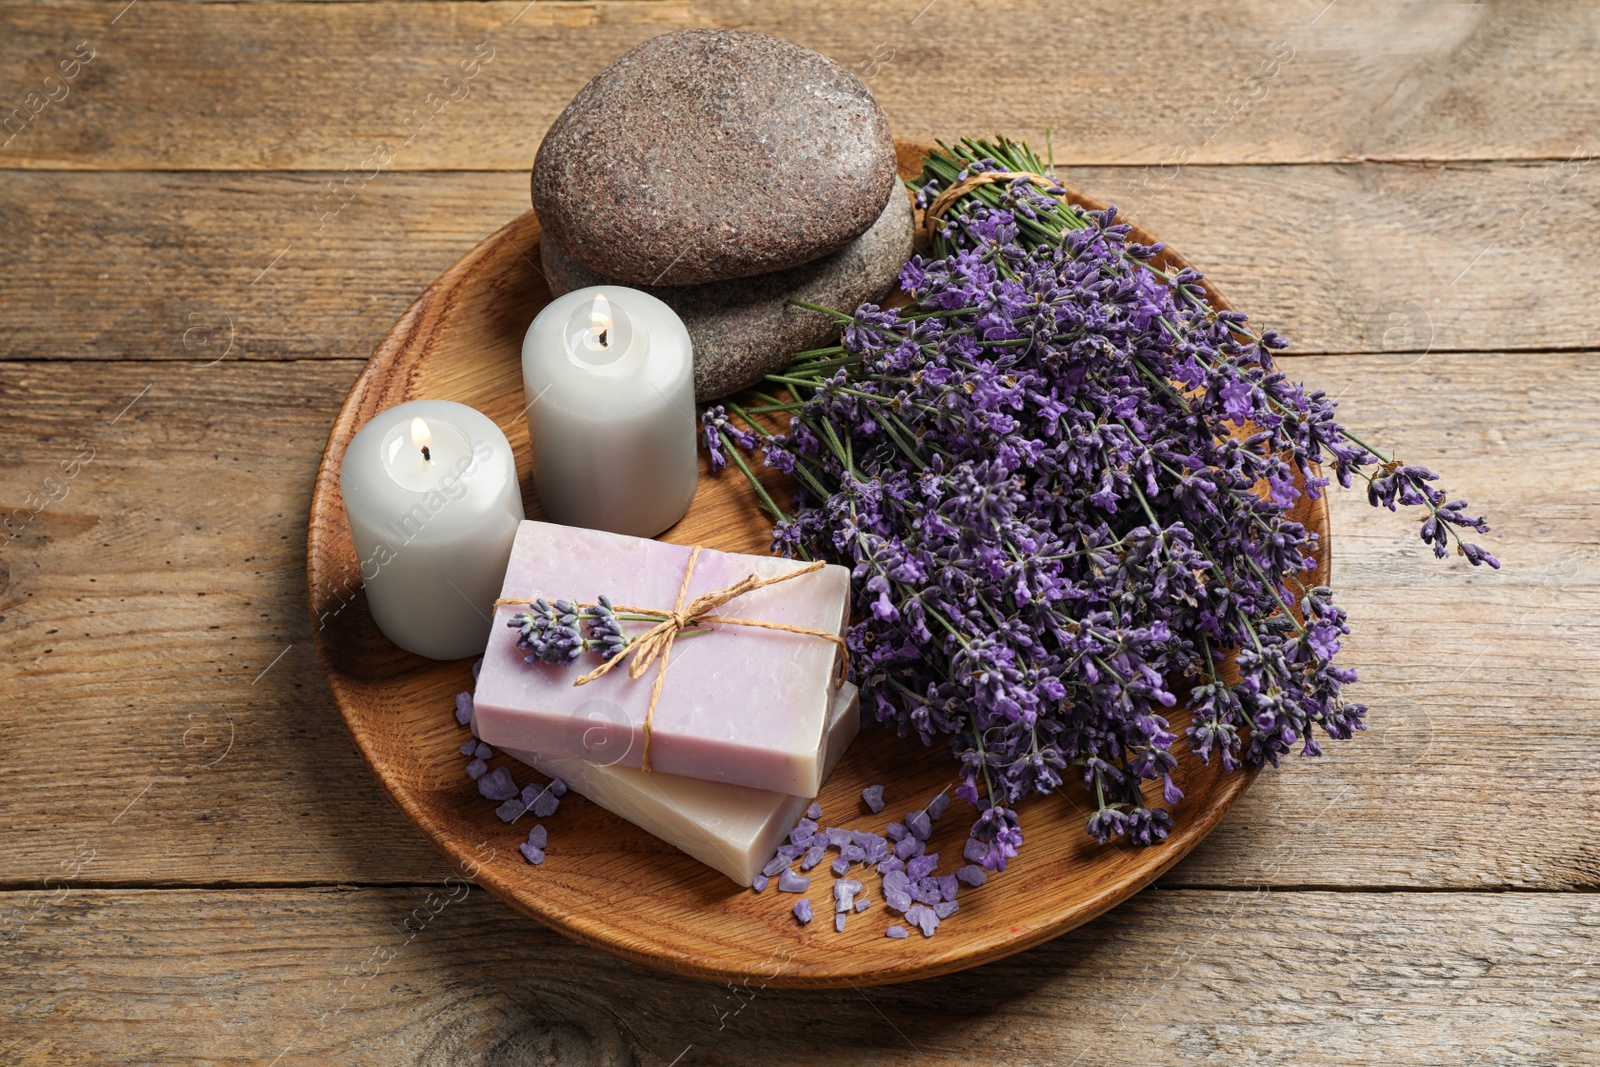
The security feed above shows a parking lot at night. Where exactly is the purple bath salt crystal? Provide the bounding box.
[825,826,852,848]
[454,692,473,725]
[459,740,477,757]
[963,836,988,863]
[862,836,891,863]
[477,766,518,801]
[806,801,823,820]
[834,913,847,933]
[862,784,886,813]
[751,873,769,893]
[937,874,960,901]
[884,821,908,843]
[778,869,810,893]
[531,790,560,818]
[465,758,487,780]
[885,925,909,939]
[927,792,951,820]
[854,897,870,913]
[495,798,526,822]
[882,870,911,913]
[473,742,494,761]
[519,843,544,865]
[905,853,938,880]
[893,835,924,861]
[833,878,863,912]
[906,810,933,842]
[956,864,988,887]
[777,842,807,862]
[909,880,940,906]
[548,777,568,798]
[789,817,818,846]
[934,899,960,920]
[793,898,813,924]
[876,855,904,876]
[840,843,866,863]
[905,903,940,937]
[801,843,828,870]
[762,855,789,879]
[831,857,850,877]
[519,783,543,806]
[526,824,547,850]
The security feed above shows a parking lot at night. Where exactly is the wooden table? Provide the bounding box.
[3,2,1596,1062]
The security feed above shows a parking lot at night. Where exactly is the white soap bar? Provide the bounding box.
[503,683,860,886]
[474,520,852,796]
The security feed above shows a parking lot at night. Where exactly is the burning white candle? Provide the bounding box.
[339,399,524,659]
[522,286,697,537]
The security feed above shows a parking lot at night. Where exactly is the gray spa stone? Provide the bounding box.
[531,28,898,286]
[540,188,913,401]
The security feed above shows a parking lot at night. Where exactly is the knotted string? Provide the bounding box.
[495,548,848,772]
[918,170,1065,244]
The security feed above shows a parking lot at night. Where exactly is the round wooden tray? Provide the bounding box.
[307,140,1330,988]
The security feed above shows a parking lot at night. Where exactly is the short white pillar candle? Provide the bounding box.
[522,286,698,537]
[339,399,524,660]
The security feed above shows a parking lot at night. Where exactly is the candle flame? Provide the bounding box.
[590,292,613,347]
[410,417,433,455]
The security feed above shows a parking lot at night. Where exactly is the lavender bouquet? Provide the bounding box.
[705,137,1495,869]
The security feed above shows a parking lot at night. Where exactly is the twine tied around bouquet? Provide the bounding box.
[918,170,1065,245]
[496,548,848,772]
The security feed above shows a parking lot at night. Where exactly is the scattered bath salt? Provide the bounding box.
[909,880,941,907]
[892,835,922,861]
[905,903,939,937]
[547,777,568,797]
[801,844,828,870]
[793,898,813,924]
[790,817,818,845]
[495,798,526,822]
[906,853,938,881]
[751,873,769,893]
[956,864,988,887]
[526,825,547,850]
[963,836,988,863]
[927,791,950,820]
[831,857,850,877]
[885,925,909,939]
[936,874,960,901]
[459,740,478,757]
[833,878,863,912]
[840,843,866,863]
[876,855,904,876]
[477,766,518,801]
[778,869,810,893]
[465,758,488,780]
[854,897,870,913]
[473,742,494,761]
[531,790,560,818]
[762,855,790,879]
[934,899,960,920]
[777,842,808,862]
[834,913,847,933]
[519,843,544,865]
[807,801,824,820]
[861,784,886,813]
[825,826,852,848]
[455,692,474,725]
[906,809,933,841]
[885,821,908,843]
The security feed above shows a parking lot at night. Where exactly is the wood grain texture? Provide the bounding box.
[4,159,1597,366]
[1,1,1598,170]
[1,887,1596,1065]
[295,148,1330,985]
[2,349,1594,891]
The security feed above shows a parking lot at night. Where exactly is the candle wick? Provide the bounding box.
[421,445,432,462]
[598,328,608,348]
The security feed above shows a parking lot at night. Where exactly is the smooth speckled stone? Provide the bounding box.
[541,189,913,401]
[531,28,897,286]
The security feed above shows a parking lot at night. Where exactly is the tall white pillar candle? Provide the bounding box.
[339,399,524,660]
[522,285,698,537]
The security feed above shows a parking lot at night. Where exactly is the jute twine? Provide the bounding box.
[918,170,1065,244]
[496,548,847,772]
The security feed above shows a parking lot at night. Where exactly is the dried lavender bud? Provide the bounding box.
[862,784,886,813]
[579,596,629,662]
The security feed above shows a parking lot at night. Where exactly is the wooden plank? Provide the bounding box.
[0,887,1595,1064]
[4,159,1598,367]
[0,351,1593,891]
[0,2,1597,170]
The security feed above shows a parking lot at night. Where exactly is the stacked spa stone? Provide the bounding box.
[531,29,913,401]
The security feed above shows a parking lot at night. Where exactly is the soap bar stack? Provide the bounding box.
[473,520,858,885]
[531,29,913,401]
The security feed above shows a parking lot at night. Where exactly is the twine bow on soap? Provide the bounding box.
[497,547,848,772]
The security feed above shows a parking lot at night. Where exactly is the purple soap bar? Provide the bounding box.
[475,521,851,795]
